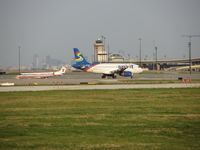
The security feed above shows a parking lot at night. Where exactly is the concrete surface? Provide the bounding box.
[0,83,200,92]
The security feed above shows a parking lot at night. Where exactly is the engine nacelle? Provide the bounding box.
[119,71,133,77]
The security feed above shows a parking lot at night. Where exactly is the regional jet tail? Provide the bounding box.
[16,66,67,79]
[72,48,143,78]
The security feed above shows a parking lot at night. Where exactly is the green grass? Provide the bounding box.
[0,88,200,150]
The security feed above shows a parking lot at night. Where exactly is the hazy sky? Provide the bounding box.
[0,0,200,67]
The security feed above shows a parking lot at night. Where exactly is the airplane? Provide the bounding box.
[72,48,143,78]
[16,66,67,79]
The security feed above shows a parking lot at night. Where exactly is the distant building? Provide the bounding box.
[32,54,40,69]
[109,54,124,62]
[45,55,51,65]
[94,37,108,62]
[44,55,65,69]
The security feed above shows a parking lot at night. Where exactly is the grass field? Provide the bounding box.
[0,88,200,150]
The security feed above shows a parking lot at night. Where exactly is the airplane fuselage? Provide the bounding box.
[16,66,66,79]
[16,73,62,79]
[81,63,143,74]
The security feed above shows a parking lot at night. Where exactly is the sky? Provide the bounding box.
[0,0,200,67]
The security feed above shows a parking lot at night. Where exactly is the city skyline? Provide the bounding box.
[0,0,200,68]
[0,53,65,70]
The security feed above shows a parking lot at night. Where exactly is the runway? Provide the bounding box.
[1,71,200,92]
[1,72,200,85]
[0,83,200,92]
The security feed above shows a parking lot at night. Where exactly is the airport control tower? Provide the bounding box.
[94,37,108,62]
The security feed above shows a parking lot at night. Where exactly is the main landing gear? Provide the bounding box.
[101,74,117,79]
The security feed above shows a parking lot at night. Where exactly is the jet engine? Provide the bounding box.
[119,71,133,77]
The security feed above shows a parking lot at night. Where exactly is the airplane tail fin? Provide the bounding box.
[60,66,67,74]
[56,66,67,74]
[73,48,90,65]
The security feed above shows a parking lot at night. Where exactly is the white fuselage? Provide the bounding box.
[16,66,66,78]
[86,63,143,74]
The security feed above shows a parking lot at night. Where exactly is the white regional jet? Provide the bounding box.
[72,48,143,78]
[16,66,66,79]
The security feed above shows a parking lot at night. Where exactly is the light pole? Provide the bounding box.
[101,35,106,62]
[188,39,192,75]
[138,38,142,67]
[18,46,21,74]
[107,39,110,62]
[155,46,158,70]
[182,34,200,76]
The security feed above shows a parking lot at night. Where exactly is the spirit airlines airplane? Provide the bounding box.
[72,48,143,78]
[16,66,66,79]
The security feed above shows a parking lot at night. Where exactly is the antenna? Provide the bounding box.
[182,34,200,76]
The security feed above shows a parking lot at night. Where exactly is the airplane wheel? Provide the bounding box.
[112,75,117,79]
[102,75,106,78]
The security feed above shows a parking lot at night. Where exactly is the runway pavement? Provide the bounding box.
[0,83,200,92]
[1,72,200,92]
[1,72,200,86]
